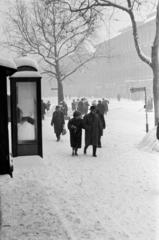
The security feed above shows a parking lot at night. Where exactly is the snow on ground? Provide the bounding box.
[0,98,159,240]
[138,126,159,152]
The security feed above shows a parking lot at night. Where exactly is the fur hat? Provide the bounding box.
[90,105,96,111]
[73,110,81,117]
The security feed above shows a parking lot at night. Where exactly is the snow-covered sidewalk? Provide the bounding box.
[0,99,159,240]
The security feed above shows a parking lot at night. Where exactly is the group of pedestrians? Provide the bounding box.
[91,99,109,115]
[51,98,108,157]
[41,100,51,120]
[71,98,90,115]
[60,100,68,116]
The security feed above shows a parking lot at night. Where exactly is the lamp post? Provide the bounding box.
[130,87,149,133]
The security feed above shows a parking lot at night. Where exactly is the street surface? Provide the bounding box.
[0,98,159,240]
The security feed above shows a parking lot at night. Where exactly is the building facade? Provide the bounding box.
[95,11,156,100]
[41,12,156,100]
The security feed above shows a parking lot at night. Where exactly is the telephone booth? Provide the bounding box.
[10,56,43,157]
[0,57,17,177]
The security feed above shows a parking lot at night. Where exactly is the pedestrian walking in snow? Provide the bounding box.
[68,111,83,156]
[102,98,109,115]
[71,99,76,111]
[60,100,68,117]
[46,100,51,112]
[96,109,106,148]
[82,106,102,157]
[96,100,105,115]
[117,93,121,101]
[41,100,46,120]
[77,98,84,115]
[83,99,89,115]
[51,105,65,141]
[75,99,79,110]
[147,96,153,112]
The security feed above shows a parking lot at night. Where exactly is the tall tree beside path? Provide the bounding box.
[64,0,159,125]
[2,0,101,104]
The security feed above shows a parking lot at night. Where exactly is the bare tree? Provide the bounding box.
[2,0,101,104]
[64,0,159,125]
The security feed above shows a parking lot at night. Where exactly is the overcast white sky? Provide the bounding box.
[0,0,157,49]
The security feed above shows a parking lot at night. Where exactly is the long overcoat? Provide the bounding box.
[98,113,106,136]
[51,110,65,135]
[96,103,105,115]
[82,112,102,146]
[102,100,109,113]
[68,118,83,148]
[77,101,83,114]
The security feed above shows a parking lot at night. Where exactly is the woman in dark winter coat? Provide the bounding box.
[96,109,106,148]
[51,105,65,141]
[68,111,83,156]
[82,106,102,157]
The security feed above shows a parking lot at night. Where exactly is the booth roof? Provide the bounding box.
[0,57,17,76]
[10,71,41,78]
[14,57,39,71]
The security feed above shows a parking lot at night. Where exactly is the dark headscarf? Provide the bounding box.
[73,110,81,118]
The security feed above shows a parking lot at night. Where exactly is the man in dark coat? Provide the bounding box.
[96,109,106,148]
[82,105,102,157]
[96,100,105,115]
[41,100,46,120]
[68,111,83,156]
[77,98,84,115]
[51,105,65,141]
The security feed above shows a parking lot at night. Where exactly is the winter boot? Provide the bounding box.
[93,146,97,157]
[75,148,78,156]
[84,146,88,154]
[72,148,75,156]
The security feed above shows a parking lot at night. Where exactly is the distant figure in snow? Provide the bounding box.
[102,98,109,115]
[117,93,121,101]
[68,111,83,156]
[41,100,46,120]
[75,99,79,111]
[82,105,102,157]
[46,101,51,111]
[71,99,76,111]
[77,98,84,115]
[83,99,89,115]
[96,100,105,115]
[60,100,68,116]
[51,105,65,141]
[147,96,153,112]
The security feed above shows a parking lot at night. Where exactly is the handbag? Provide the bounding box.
[62,128,67,135]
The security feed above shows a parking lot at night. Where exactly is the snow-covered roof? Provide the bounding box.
[14,57,39,71]
[0,57,17,76]
[10,71,41,78]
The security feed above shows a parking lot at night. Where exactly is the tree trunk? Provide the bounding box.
[152,65,159,125]
[58,81,64,105]
[151,0,159,126]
